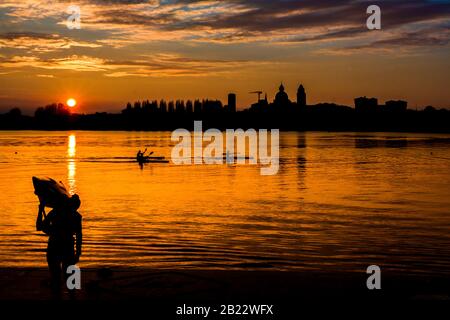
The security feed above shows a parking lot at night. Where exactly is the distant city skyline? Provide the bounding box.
[0,0,449,113]
[1,80,447,116]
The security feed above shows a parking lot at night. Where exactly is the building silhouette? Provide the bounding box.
[227,93,237,112]
[247,82,307,112]
[249,93,268,112]
[274,83,291,108]
[297,84,306,108]
[355,96,378,111]
[385,100,407,112]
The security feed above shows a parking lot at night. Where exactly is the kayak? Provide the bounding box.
[140,159,169,164]
[32,176,70,208]
[137,157,169,164]
[137,155,169,163]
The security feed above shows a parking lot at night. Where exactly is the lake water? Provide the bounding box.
[0,131,449,275]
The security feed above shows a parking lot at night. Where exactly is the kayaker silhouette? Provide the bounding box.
[136,148,154,165]
[136,148,147,162]
[36,194,82,292]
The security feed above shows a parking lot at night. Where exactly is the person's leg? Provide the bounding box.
[62,244,77,292]
[46,252,62,293]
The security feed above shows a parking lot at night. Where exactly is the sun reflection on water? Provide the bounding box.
[67,134,76,194]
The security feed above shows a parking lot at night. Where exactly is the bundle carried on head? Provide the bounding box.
[32,176,71,208]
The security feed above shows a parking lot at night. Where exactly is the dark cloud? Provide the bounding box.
[82,0,450,46]
[353,26,450,48]
[0,32,60,40]
[2,0,449,50]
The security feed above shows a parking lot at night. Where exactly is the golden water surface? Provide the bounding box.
[0,131,449,274]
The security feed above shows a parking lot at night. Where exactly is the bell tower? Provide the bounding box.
[297,84,306,108]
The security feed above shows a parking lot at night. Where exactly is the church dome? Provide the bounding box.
[275,90,288,101]
[274,83,289,105]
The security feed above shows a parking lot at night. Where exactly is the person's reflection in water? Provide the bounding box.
[36,195,82,293]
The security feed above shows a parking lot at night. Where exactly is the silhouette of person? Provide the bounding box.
[136,148,147,162]
[136,148,154,165]
[36,194,82,292]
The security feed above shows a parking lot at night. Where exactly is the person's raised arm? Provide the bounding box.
[35,203,46,231]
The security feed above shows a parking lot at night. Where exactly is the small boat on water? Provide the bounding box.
[136,149,169,164]
[139,156,166,160]
[138,157,169,164]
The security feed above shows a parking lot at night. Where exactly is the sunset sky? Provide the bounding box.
[0,0,449,113]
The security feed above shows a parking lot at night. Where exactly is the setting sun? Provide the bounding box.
[67,98,77,108]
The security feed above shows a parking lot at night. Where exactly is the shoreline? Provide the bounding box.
[2,109,450,133]
[1,267,448,302]
[1,128,450,134]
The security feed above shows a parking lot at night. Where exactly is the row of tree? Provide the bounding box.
[122,99,232,115]
[34,103,72,118]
